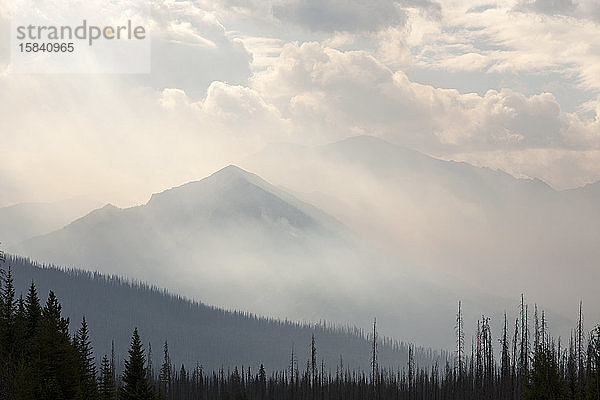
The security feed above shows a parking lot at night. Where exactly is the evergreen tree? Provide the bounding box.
[525,339,561,399]
[0,265,16,346]
[0,261,12,396]
[455,301,464,378]
[259,363,267,400]
[500,313,511,398]
[75,316,99,399]
[311,334,317,387]
[99,354,117,400]
[121,328,156,400]
[586,327,600,400]
[14,295,26,350]
[147,342,154,381]
[14,282,43,399]
[24,282,42,338]
[35,290,80,399]
[159,340,172,399]
[566,334,578,399]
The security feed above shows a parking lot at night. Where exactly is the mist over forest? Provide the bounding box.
[2,0,599,397]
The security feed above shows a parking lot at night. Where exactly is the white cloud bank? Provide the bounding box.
[1,0,600,208]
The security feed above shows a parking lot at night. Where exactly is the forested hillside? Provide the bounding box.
[15,165,478,349]
[5,256,434,373]
[2,256,600,399]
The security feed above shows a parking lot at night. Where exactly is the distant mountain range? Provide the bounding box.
[12,162,489,349]
[243,135,600,326]
[9,136,593,348]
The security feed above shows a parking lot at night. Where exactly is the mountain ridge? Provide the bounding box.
[242,135,600,327]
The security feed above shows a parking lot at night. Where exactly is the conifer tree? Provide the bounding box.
[311,334,317,388]
[99,354,117,400]
[578,301,585,397]
[75,316,98,399]
[259,363,266,400]
[408,344,415,396]
[0,265,16,345]
[587,327,600,400]
[455,301,464,378]
[25,282,42,338]
[0,261,11,396]
[525,331,561,399]
[500,313,511,397]
[35,290,80,399]
[567,333,578,399]
[372,318,378,388]
[159,340,173,398]
[14,295,26,352]
[147,342,154,381]
[121,328,156,400]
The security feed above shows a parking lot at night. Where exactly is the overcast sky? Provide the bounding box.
[1,0,599,206]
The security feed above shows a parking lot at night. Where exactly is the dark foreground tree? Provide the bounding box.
[99,354,117,400]
[75,316,99,400]
[121,327,157,400]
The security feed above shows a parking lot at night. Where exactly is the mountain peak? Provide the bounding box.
[146,165,270,206]
[206,164,260,185]
[214,164,247,175]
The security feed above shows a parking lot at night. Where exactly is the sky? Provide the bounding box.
[1,0,599,207]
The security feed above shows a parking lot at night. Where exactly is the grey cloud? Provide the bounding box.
[466,4,498,14]
[517,0,577,15]
[398,0,442,19]
[514,0,600,22]
[273,0,407,32]
[143,2,253,97]
[581,2,600,21]
[148,39,252,98]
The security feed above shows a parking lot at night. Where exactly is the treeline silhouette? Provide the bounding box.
[2,257,600,399]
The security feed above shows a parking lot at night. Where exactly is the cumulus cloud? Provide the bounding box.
[402,0,600,93]
[2,0,600,204]
[0,68,295,206]
[249,42,599,155]
[398,0,442,19]
[147,0,252,97]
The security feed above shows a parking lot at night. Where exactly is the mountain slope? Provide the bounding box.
[243,136,600,324]
[16,166,398,339]
[8,256,436,372]
[0,197,101,246]
[14,164,511,349]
